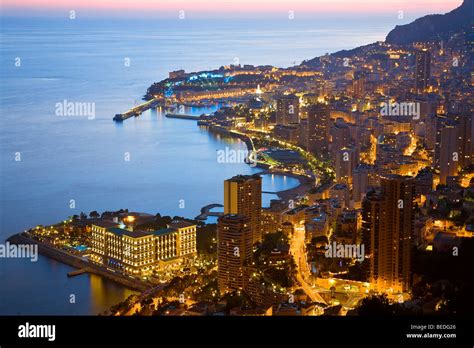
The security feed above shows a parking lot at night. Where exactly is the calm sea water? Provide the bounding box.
[0,16,407,314]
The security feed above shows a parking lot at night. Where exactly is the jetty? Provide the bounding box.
[195,203,224,221]
[67,268,90,277]
[165,113,200,120]
[113,98,161,122]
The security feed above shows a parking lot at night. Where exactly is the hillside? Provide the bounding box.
[385,0,472,45]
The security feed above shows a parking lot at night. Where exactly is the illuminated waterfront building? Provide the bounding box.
[224,174,262,244]
[178,87,249,101]
[217,214,253,293]
[170,220,199,257]
[90,220,197,276]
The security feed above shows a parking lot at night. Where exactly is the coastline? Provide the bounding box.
[3,110,313,299]
[204,123,314,202]
[7,233,149,293]
[257,169,314,202]
[3,120,310,298]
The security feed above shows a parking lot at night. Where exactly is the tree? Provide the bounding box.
[357,295,392,316]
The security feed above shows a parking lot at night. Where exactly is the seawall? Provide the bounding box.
[7,233,149,292]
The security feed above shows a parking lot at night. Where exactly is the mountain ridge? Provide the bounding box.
[301,0,471,67]
[385,0,472,45]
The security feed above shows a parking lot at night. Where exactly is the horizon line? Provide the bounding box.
[0,0,463,19]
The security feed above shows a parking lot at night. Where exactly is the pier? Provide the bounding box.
[67,268,90,277]
[195,203,224,221]
[165,113,200,120]
[113,98,162,122]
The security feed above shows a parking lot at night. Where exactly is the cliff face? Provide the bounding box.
[385,0,473,45]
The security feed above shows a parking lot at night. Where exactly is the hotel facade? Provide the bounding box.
[90,220,197,276]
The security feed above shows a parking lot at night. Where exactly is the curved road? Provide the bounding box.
[290,223,327,305]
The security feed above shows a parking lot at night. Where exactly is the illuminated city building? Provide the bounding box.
[305,212,329,242]
[454,113,473,168]
[335,146,359,185]
[362,174,414,293]
[276,94,300,125]
[352,71,367,97]
[435,120,460,185]
[307,103,331,158]
[334,210,358,245]
[90,220,197,276]
[297,118,308,149]
[415,49,431,92]
[329,183,351,209]
[261,200,286,234]
[224,174,262,244]
[273,124,299,144]
[331,119,354,156]
[217,214,253,293]
[352,164,379,206]
[177,87,250,101]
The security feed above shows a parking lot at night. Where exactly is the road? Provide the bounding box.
[289,223,327,305]
[288,223,373,313]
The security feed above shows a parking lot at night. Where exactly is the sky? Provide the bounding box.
[0,0,463,18]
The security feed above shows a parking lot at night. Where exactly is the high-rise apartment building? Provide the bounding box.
[415,49,431,92]
[224,174,262,244]
[307,103,331,158]
[217,214,253,293]
[276,94,300,125]
[362,174,414,293]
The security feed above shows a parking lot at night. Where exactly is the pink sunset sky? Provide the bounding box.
[1,0,463,17]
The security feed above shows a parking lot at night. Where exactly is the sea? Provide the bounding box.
[0,15,414,314]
